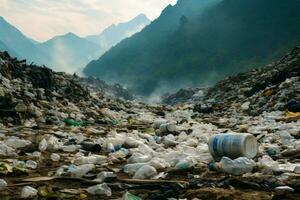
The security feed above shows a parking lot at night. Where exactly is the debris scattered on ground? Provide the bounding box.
[0,47,299,199]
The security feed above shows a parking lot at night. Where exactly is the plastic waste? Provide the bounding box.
[39,139,48,152]
[127,153,152,164]
[124,163,146,175]
[279,131,295,147]
[80,142,101,152]
[274,186,294,194]
[258,155,280,172]
[68,164,95,178]
[74,155,107,165]
[86,183,112,196]
[107,143,115,153]
[133,165,157,179]
[95,171,115,182]
[124,137,142,148]
[50,153,60,162]
[61,145,78,152]
[0,179,7,190]
[175,157,196,170]
[5,137,31,149]
[21,186,38,198]
[25,160,37,169]
[64,118,82,126]
[122,192,142,200]
[0,142,16,156]
[208,133,258,160]
[159,122,176,133]
[219,157,256,176]
[153,119,169,129]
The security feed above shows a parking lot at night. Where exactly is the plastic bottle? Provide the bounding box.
[51,153,60,162]
[133,165,157,179]
[208,133,258,160]
[124,163,146,175]
[21,186,38,199]
[175,157,195,170]
[87,183,112,196]
[95,172,115,182]
[69,164,95,178]
[39,139,48,152]
[219,157,255,176]
[107,143,115,153]
[153,119,169,129]
[0,179,7,190]
[127,153,152,164]
[25,160,37,169]
[80,142,101,152]
[61,145,78,152]
[74,155,107,165]
[159,123,176,133]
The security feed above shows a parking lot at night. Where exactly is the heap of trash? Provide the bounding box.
[0,48,299,200]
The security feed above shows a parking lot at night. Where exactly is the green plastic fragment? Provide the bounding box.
[123,192,142,200]
[64,118,82,126]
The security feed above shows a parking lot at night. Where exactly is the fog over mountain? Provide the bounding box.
[84,0,300,96]
[0,14,150,73]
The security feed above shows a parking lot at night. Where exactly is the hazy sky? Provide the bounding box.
[0,0,177,42]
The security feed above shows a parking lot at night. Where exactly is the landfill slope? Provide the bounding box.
[0,49,299,199]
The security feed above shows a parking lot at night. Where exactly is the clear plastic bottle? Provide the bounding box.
[87,183,112,196]
[69,164,95,178]
[21,186,38,198]
[25,160,38,169]
[219,157,255,176]
[0,179,7,190]
[133,165,157,179]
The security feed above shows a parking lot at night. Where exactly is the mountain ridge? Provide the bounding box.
[84,0,300,96]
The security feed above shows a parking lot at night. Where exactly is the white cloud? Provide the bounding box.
[0,0,177,41]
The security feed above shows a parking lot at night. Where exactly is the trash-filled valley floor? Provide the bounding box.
[0,47,299,199]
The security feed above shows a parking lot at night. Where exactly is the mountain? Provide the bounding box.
[84,0,300,96]
[38,32,103,73]
[0,16,49,65]
[86,14,151,51]
[0,40,18,57]
[0,14,150,74]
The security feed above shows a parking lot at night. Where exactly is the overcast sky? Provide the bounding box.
[0,0,177,42]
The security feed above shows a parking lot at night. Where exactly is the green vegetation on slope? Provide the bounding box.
[84,0,300,96]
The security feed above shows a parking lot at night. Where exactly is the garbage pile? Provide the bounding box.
[199,46,300,116]
[0,51,133,126]
[0,49,299,199]
[79,76,133,101]
[162,88,207,105]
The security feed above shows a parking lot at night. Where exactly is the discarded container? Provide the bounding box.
[208,133,258,159]
[219,157,255,175]
[0,179,7,190]
[21,186,38,198]
[122,192,142,200]
[107,143,115,153]
[95,171,115,182]
[153,119,169,129]
[50,153,60,162]
[68,164,95,178]
[80,142,101,152]
[159,123,176,133]
[87,183,112,196]
[133,165,157,179]
[64,118,82,126]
